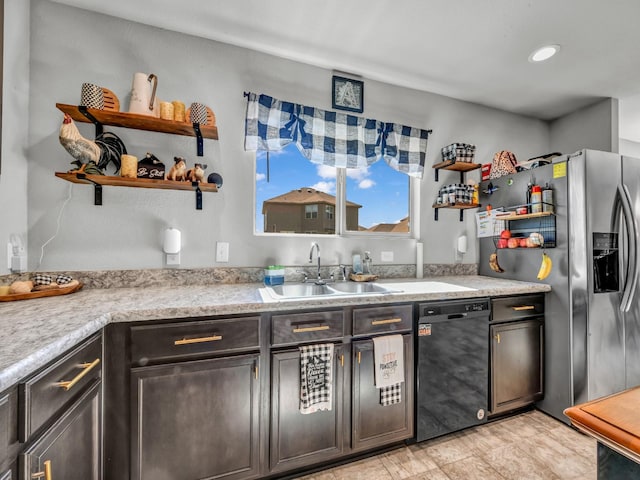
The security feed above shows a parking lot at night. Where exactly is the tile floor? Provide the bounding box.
[298,410,597,480]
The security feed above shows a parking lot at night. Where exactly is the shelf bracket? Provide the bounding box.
[459,210,464,222]
[434,208,439,221]
[193,182,203,210]
[78,105,104,137]
[434,169,439,182]
[76,173,103,205]
[193,123,204,157]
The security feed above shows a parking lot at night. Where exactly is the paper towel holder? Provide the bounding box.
[163,227,181,265]
[457,234,468,255]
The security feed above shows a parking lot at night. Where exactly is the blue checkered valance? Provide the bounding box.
[244,92,431,178]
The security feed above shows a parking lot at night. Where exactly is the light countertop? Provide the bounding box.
[0,275,550,392]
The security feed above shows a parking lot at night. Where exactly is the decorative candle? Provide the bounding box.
[120,154,138,178]
[159,101,174,120]
[172,100,186,122]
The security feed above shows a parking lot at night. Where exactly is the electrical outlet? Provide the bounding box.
[380,251,394,262]
[216,242,229,262]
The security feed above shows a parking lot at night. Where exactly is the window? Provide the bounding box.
[305,204,318,219]
[325,205,334,220]
[255,144,410,235]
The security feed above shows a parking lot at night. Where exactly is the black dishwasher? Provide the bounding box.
[415,298,490,442]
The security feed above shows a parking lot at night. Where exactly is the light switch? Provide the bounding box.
[216,242,229,262]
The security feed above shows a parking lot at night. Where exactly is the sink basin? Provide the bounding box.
[327,282,396,294]
[266,283,334,298]
[263,281,400,300]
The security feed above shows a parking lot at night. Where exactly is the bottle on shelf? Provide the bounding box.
[542,183,554,213]
[531,185,543,213]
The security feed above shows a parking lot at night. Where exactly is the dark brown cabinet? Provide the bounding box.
[20,380,101,480]
[351,334,414,452]
[0,388,17,480]
[130,353,261,480]
[490,295,544,416]
[269,345,345,473]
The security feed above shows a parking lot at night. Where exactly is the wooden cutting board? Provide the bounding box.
[0,282,83,302]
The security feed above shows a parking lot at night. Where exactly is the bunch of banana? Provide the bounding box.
[489,252,505,273]
[537,252,553,280]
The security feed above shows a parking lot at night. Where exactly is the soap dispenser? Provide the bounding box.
[352,254,363,274]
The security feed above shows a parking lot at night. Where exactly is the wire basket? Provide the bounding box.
[492,206,556,249]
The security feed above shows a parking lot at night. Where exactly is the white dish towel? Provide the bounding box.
[373,334,405,388]
[373,334,404,406]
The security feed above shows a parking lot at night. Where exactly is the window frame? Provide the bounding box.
[253,156,419,238]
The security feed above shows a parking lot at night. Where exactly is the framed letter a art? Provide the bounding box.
[332,75,364,113]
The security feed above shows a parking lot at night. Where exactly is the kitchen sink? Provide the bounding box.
[267,283,334,298]
[263,282,399,300]
[327,282,396,294]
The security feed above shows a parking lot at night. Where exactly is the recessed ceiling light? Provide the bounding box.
[529,44,560,63]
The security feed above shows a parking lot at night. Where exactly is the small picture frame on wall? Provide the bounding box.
[332,75,364,113]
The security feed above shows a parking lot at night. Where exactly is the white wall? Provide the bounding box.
[620,138,640,158]
[0,0,30,274]
[549,98,619,155]
[12,0,552,272]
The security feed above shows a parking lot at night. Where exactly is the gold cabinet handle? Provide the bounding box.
[174,335,222,346]
[512,305,535,311]
[254,364,259,379]
[357,351,361,364]
[55,359,100,391]
[371,317,402,326]
[340,354,344,367]
[32,459,52,480]
[495,334,501,344]
[292,325,330,333]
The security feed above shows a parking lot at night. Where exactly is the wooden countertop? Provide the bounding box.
[565,386,640,463]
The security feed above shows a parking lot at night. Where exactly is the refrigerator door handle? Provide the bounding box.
[618,183,638,312]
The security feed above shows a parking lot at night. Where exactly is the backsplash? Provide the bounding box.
[0,264,478,289]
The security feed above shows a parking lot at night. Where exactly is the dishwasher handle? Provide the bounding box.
[447,313,467,320]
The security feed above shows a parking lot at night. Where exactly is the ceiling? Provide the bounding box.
[52,0,640,138]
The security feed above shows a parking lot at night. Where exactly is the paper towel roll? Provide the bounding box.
[416,242,423,278]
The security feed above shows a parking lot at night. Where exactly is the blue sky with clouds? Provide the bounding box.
[255,144,409,232]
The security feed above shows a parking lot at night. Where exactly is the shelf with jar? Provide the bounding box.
[432,143,481,221]
[433,183,480,221]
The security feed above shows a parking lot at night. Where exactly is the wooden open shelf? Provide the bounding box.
[56,172,217,210]
[55,172,218,192]
[432,202,480,210]
[432,202,480,221]
[432,160,481,172]
[56,103,219,140]
[493,211,553,221]
[432,160,481,182]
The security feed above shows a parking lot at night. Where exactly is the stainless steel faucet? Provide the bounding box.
[309,242,323,283]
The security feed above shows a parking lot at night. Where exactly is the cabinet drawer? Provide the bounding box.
[352,304,413,336]
[131,316,260,366]
[492,294,545,322]
[19,334,102,442]
[271,310,344,346]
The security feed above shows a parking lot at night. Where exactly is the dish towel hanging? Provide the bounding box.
[373,334,404,406]
[299,343,334,414]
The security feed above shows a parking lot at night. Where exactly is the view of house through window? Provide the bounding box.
[255,144,410,234]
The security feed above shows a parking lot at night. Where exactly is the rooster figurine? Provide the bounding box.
[59,113,127,175]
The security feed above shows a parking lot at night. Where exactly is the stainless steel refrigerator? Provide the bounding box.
[479,149,640,423]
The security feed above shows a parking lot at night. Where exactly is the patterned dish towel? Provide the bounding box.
[299,343,334,414]
[373,335,404,407]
